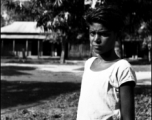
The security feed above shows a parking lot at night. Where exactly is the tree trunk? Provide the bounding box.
[60,41,66,64]
[65,42,69,59]
[148,49,151,62]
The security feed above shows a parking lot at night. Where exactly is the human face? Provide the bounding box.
[89,22,117,56]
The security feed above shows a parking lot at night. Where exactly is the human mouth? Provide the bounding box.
[93,45,100,49]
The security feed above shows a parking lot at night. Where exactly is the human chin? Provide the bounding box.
[92,48,103,55]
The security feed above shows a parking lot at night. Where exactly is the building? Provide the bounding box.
[1,21,61,58]
[0,21,90,59]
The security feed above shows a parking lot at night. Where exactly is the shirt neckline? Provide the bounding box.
[89,57,122,73]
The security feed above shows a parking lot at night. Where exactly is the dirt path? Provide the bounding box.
[1,63,151,84]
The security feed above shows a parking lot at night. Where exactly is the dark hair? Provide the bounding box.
[85,5,124,32]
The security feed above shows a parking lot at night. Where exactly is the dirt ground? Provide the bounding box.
[1,63,151,115]
[1,65,83,82]
[1,64,83,115]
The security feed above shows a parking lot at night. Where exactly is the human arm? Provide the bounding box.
[120,81,135,120]
[109,60,137,120]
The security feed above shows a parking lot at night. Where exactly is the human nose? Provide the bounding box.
[94,34,101,43]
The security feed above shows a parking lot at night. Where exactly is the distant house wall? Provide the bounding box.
[1,39,31,58]
[123,41,145,58]
[1,38,91,59]
[1,39,14,56]
[1,38,147,59]
[68,41,147,59]
[1,39,61,58]
[68,43,91,59]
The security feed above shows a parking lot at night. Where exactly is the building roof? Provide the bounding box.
[1,21,44,33]
[1,21,46,39]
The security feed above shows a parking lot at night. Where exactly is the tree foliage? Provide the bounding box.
[36,0,86,41]
[1,0,43,22]
[92,0,152,38]
[1,15,5,27]
[2,0,151,39]
[2,0,151,62]
[36,0,86,63]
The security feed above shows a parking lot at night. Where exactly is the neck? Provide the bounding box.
[93,49,119,62]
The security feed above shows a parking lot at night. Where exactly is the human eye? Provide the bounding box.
[98,31,110,37]
[89,31,95,36]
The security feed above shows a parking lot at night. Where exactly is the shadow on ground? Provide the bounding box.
[1,66,36,76]
[1,58,60,64]
[1,79,151,109]
[1,80,81,109]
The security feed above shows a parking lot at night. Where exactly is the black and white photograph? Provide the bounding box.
[1,0,151,120]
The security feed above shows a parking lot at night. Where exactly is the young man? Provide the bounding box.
[77,5,136,120]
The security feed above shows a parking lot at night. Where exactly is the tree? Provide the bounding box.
[1,0,41,22]
[138,22,151,62]
[119,0,151,60]
[1,15,5,27]
[36,0,86,64]
[1,0,23,23]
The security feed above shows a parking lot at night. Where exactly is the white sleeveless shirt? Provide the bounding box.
[77,57,137,120]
